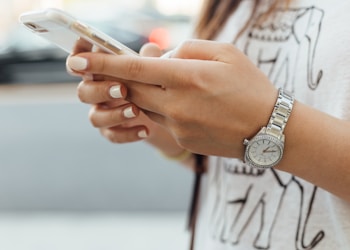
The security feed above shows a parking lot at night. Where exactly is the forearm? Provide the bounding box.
[277,101,350,201]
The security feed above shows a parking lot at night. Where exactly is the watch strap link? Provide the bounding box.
[266,88,295,139]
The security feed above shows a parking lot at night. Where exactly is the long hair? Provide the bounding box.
[194,0,291,40]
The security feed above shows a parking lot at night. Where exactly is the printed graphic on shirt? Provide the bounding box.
[209,159,325,250]
[244,6,324,92]
[209,6,326,250]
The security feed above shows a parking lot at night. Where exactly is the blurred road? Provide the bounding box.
[0,83,193,212]
[0,212,189,250]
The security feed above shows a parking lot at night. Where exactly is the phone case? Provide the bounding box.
[19,8,137,55]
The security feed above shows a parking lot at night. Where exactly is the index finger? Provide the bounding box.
[67,52,185,88]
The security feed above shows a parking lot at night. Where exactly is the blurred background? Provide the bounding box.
[0,0,202,249]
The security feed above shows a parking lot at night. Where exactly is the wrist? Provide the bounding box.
[243,88,295,169]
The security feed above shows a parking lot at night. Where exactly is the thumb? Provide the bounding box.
[139,43,162,57]
[171,39,237,62]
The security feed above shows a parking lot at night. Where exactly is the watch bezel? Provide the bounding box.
[244,133,284,169]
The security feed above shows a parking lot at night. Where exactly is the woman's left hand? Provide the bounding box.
[67,39,278,158]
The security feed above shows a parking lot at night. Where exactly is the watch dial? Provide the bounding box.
[248,138,282,168]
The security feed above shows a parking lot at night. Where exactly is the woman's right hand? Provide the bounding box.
[70,42,193,162]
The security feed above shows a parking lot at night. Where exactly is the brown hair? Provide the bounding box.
[194,0,291,40]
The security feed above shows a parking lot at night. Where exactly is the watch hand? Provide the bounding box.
[263,147,277,153]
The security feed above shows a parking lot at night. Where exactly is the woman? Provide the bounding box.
[67,0,350,249]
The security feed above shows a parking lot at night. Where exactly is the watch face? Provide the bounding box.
[245,135,283,169]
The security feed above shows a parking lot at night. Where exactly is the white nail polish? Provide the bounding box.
[109,85,123,99]
[67,56,88,71]
[66,64,83,76]
[138,130,148,138]
[123,106,136,118]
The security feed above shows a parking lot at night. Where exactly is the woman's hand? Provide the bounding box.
[69,42,157,143]
[67,39,278,159]
[66,39,350,200]
[67,38,350,201]
[68,42,194,161]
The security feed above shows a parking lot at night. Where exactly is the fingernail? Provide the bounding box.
[138,130,148,138]
[109,85,123,99]
[123,106,136,118]
[67,56,88,71]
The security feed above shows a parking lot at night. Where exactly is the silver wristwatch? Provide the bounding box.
[243,88,295,169]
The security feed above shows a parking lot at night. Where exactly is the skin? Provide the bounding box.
[69,40,196,167]
[67,39,350,202]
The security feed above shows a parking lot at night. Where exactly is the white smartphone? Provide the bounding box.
[19,8,138,56]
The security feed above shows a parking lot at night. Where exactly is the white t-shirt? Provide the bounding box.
[194,0,350,249]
